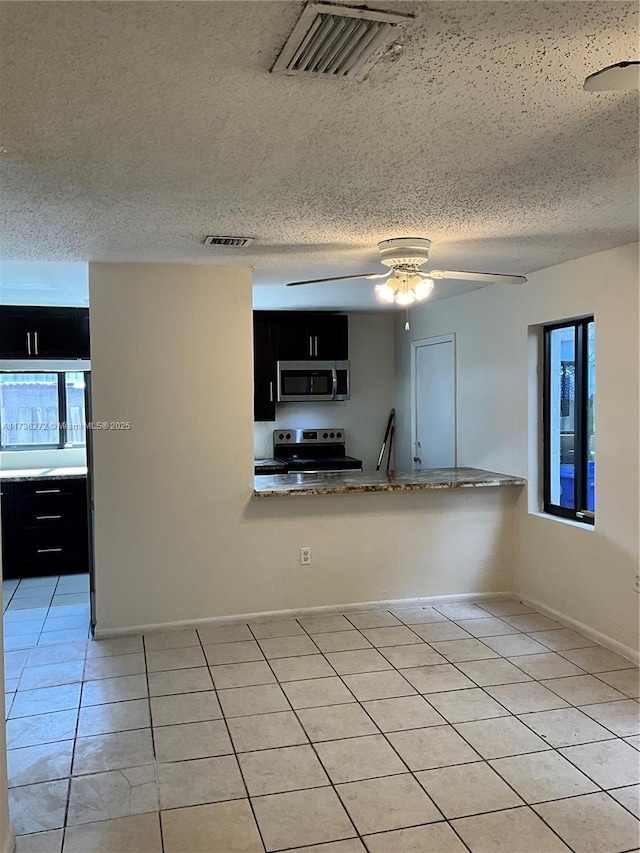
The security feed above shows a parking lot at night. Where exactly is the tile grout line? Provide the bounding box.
[193,626,271,853]
[142,633,166,853]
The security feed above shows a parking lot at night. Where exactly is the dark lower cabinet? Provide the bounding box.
[1,477,89,579]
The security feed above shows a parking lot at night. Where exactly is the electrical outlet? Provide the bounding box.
[300,546,312,566]
[635,574,640,593]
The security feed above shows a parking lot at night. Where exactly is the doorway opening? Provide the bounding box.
[1,367,96,657]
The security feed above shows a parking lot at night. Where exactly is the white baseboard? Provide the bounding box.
[93,590,513,638]
[1,824,15,853]
[518,594,639,665]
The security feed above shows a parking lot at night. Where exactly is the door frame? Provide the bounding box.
[410,333,458,469]
[83,371,97,634]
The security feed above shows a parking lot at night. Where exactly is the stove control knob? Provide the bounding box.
[278,433,284,440]
[286,433,291,440]
[323,432,329,439]
[336,432,342,438]
[330,432,335,438]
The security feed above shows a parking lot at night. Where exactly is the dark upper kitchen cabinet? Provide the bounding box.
[0,307,34,358]
[252,311,349,422]
[275,312,348,361]
[253,312,277,422]
[76,309,91,358]
[0,306,90,359]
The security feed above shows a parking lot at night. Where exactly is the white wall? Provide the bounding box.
[394,243,639,653]
[254,314,395,471]
[0,260,88,307]
[89,263,520,632]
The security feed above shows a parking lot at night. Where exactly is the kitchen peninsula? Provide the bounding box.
[254,466,525,497]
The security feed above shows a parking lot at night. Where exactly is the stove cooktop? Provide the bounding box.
[273,426,362,473]
[282,455,363,473]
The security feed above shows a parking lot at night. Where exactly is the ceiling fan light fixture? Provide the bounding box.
[413,277,434,300]
[395,287,416,306]
[375,281,396,303]
[374,268,434,305]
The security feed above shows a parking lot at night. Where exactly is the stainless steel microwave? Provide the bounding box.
[277,360,350,402]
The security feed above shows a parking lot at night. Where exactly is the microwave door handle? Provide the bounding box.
[331,366,338,399]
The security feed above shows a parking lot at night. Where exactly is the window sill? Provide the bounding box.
[529,510,595,531]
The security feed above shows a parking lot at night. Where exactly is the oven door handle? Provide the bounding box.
[291,468,352,474]
[331,366,338,400]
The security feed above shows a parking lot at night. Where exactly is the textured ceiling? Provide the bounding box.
[0,1,638,311]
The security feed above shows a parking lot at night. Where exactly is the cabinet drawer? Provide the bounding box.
[16,493,84,527]
[16,478,86,500]
[17,524,83,562]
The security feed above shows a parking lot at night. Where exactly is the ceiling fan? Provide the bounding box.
[286,237,527,306]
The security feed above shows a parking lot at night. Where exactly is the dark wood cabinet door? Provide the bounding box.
[76,308,90,358]
[253,313,276,421]
[0,307,34,357]
[35,308,82,358]
[275,313,348,360]
[311,314,348,360]
[274,313,315,360]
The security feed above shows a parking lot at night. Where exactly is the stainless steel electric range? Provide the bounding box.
[273,428,363,474]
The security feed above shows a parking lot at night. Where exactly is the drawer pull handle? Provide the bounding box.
[37,547,63,553]
[36,514,62,520]
[35,489,62,495]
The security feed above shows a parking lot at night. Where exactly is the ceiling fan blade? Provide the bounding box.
[429,270,527,285]
[286,272,383,287]
[584,61,640,92]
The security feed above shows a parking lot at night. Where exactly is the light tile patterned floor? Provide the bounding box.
[3,575,90,651]
[3,593,639,853]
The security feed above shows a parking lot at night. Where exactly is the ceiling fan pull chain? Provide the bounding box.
[404,308,410,332]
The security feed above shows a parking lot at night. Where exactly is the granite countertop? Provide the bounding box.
[254,457,287,473]
[253,467,525,497]
[0,467,88,482]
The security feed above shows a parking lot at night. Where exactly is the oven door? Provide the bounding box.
[286,460,363,473]
[277,361,336,402]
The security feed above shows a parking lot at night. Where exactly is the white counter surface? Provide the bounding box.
[0,467,88,481]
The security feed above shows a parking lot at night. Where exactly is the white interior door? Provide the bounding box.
[412,335,456,469]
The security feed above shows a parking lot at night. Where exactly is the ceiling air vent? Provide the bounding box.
[203,236,255,248]
[272,3,413,80]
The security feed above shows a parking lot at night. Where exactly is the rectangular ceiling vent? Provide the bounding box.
[272,3,413,80]
[203,236,255,248]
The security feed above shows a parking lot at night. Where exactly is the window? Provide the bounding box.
[0,371,86,449]
[543,318,595,523]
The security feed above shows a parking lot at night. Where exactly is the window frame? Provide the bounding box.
[0,372,86,451]
[543,316,594,525]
